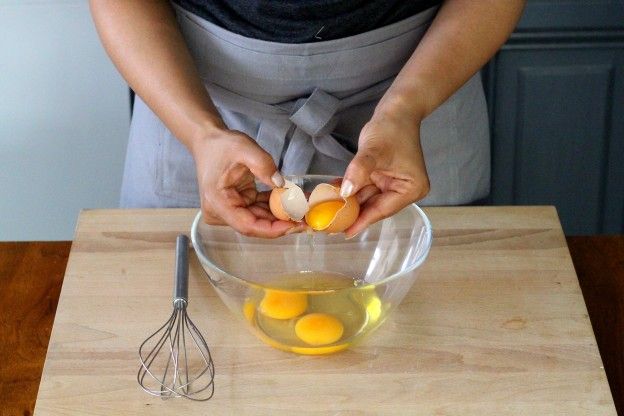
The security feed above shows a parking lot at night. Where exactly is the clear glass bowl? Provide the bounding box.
[191,175,432,355]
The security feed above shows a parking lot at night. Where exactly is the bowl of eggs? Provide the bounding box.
[191,175,432,355]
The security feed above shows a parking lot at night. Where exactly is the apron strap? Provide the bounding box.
[256,119,291,166]
[289,88,340,137]
[206,81,391,173]
[281,128,316,175]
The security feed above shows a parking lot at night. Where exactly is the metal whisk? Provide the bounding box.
[138,234,215,401]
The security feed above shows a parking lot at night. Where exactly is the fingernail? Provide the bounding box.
[340,180,354,198]
[271,171,285,187]
[345,231,360,240]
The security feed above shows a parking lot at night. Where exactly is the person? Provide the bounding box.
[90,0,525,238]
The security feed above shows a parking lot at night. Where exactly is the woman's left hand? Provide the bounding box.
[340,111,430,238]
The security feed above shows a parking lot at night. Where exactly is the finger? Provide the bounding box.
[341,150,376,198]
[216,188,295,238]
[354,183,381,205]
[248,204,278,221]
[371,170,422,193]
[329,177,343,187]
[347,170,431,237]
[226,206,298,238]
[239,141,284,188]
[255,201,270,210]
[284,223,309,235]
[256,190,272,203]
[239,187,257,206]
[200,205,227,226]
[202,214,226,226]
[344,192,410,239]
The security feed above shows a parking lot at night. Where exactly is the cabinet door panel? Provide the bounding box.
[517,0,624,32]
[491,47,624,234]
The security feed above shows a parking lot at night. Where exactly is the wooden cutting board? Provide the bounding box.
[34,207,616,415]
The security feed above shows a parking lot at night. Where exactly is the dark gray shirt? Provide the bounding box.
[174,0,441,43]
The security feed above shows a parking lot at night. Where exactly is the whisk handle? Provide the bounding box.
[174,234,189,304]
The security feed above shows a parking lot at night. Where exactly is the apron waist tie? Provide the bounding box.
[206,79,393,175]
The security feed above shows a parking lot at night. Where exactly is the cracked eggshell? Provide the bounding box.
[269,180,308,221]
[307,183,343,207]
[305,183,360,233]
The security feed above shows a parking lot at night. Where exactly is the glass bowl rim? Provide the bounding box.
[190,176,433,291]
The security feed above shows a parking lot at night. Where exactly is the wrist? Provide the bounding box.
[372,95,425,133]
[374,73,438,126]
[186,115,228,155]
[374,92,427,128]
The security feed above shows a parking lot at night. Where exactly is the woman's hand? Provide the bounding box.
[340,111,430,238]
[336,0,526,239]
[191,127,302,238]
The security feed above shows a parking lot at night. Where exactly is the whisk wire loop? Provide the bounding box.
[137,234,215,401]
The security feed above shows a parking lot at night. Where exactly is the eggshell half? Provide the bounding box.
[269,188,290,221]
[307,183,342,207]
[269,180,308,221]
[305,184,360,233]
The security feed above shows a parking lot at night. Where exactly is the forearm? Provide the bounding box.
[376,0,525,123]
[89,0,223,150]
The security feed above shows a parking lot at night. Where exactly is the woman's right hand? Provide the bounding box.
[191,127,301,238]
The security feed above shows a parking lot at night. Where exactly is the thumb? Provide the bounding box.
[240,142,284,188]
[341,150,376,198]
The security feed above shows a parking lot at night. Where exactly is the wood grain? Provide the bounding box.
[3,235,623,415]
[28,207,617,415]
[567,236,624,416]
[0,242,70,416]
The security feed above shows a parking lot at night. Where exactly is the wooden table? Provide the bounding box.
[0,207,622,415]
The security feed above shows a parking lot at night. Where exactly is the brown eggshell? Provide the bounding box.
[305,184,360,233]
[307,183,342,206]
[320,195,360,233]
[268,180,308,221]
[269,187,291,221]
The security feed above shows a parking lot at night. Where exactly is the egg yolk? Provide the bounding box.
[295,313,344,346]
[259,290,307,320]
[305,200,345,230]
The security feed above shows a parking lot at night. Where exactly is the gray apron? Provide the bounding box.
[120,4,489,208]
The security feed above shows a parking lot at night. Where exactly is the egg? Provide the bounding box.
[295,313,344,346]
[269,181,360,233]
[305,183,360,233]
[269,180,308,221]
[259,289,308,320]
[305,200,345,230]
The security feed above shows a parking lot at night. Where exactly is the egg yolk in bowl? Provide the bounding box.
[259,290,308,320]
[295,313,344,346]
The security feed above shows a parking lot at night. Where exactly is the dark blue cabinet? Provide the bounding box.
[515,0,624,31]
[485,1,624,234]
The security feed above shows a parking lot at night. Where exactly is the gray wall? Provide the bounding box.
[0,1,130,241]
